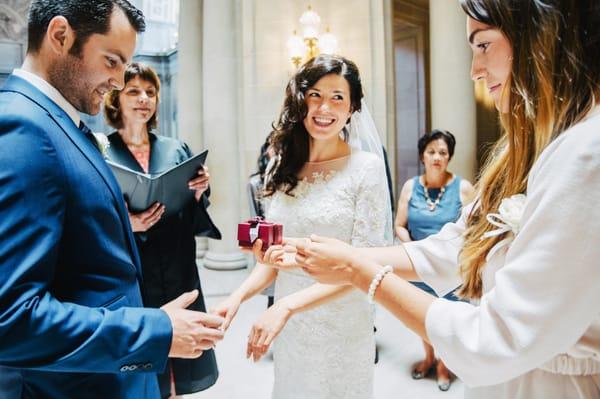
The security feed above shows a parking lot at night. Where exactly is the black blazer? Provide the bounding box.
[106,132,220,396]
[106,132,221,240]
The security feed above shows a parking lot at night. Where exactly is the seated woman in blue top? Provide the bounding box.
[394,129,474,391]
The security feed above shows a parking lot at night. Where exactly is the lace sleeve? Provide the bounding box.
[351,154,392,248]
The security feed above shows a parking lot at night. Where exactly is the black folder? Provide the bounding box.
[107,150,208,217]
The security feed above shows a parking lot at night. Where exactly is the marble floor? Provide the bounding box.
[183,262,464,399]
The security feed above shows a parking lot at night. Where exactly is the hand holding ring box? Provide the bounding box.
[237,217,283,251]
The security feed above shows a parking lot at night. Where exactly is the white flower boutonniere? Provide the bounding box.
[92,133,110,159]
[482,193,527,261]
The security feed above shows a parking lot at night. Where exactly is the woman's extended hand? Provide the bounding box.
[249,237,307,270]
[128,202,165,232]
[246,301,292,362]
[209,295,242,331]
[295,235,358,285]
[189,166,210,201]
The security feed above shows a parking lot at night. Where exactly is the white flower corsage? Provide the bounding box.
[92,133,110,159]
[481,193,527,261]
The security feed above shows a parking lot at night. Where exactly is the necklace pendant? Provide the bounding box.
[428,204,436,211]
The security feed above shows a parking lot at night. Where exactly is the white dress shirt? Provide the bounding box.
[405,106,600,398]
[13,68,81,128]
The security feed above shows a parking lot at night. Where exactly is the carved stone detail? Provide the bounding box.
[0,1,29,43]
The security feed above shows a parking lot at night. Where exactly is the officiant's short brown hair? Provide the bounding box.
[104,62,161,131]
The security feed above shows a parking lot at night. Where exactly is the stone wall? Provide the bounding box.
[0,0,29,85]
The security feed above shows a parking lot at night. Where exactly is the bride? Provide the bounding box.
[211,54,392,399]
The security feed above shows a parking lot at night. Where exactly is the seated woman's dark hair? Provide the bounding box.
[265,54,364,196]
[103,62,161,131]
[417,129,456,160]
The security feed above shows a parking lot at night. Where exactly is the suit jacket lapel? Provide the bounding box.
[55,115,143,279]
[1,76,143,278]
[107,133,147,173]
[148,134,162,174]
[109,133,177,175]
[147,134,185,174]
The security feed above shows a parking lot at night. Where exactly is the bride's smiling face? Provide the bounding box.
[303,73,352,141]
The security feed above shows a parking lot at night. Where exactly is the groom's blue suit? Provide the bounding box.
[0,75,172,398]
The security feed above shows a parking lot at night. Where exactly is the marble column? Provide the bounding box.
[367,0,394,152]
[178,1,210,260]
[177,0,203,151]
[429,1,477,182]
[200,0,247,270]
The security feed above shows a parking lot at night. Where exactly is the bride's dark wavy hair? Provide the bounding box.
[264,54,364,196]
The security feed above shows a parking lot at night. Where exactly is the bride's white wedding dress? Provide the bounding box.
[265,151,390,399]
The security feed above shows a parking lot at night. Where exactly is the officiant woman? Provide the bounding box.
[103,62,221,399]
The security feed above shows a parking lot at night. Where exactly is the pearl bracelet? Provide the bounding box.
[367,265,393,304]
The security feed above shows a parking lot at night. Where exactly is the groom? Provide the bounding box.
[0,1,223,398]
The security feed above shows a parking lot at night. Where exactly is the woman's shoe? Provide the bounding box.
[437,377,451,391]
[436,360,452,391]
[411,361,434,380]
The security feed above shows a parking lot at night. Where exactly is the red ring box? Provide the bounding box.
[237,217,283,251]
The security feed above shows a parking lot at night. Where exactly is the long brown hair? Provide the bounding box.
[265,54,364,196]
[458,0,600,298]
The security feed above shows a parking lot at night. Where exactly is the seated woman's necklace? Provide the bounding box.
[423,175,448,211]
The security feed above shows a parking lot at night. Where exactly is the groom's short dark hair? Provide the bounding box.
[27,0,145,56]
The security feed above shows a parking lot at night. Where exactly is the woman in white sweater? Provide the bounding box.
[259,0,600,398]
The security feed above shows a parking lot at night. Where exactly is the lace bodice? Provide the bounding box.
[266,151,390,249]
[265,151,390,399]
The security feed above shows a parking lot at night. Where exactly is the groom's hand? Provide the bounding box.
[161,290,225,358]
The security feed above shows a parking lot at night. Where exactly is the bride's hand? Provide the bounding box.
[209,295,242,331]
[296,235,358,285]
[246,301,292,362]
[252,237,308,270]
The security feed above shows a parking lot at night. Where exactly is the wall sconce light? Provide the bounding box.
[287,30,306,68]
[319,27,339,55]
[287,5,338,68]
